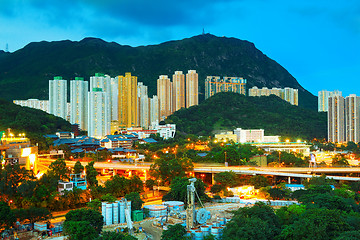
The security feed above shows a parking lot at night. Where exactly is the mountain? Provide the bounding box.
[0,34,316,109]
[166,92,327,140]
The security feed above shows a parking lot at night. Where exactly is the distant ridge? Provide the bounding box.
[0,34,316,109]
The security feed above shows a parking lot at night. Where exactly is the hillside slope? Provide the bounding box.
[0,34,316,109]
[166,92,326,140]
[0,99,72,144]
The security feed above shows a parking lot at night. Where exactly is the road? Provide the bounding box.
[138,220,163,240]
[39,158,360,181]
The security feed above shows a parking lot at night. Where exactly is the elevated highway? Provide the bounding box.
[38,158,360,182]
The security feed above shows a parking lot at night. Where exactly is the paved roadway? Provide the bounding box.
[38,158,360,181]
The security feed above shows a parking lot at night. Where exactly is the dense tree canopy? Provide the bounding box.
[166,93,326,140]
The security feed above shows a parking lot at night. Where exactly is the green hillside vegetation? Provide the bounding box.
[0,34,316,109]
[0,99,72,148]
[166,92,327,140]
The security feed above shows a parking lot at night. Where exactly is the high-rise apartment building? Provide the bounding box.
[13,99,49,113]
[118,73,138,128]
[318,90,342,112]
[149,95,159,126]
[345,94,360,143]
[328,93,345,143]
[110,77,118,121]
[49,76,67,119]
[186,70,198,108]
[172,71,185,112]
[88,88,110,138]
[157,75,172,120]
[138,82,149,129]
[260,87,270,96]
[205,76,247,99]
[248,86,298,106]
[70,77,88,130]
[90,73,118,121]
[284,87,298,106]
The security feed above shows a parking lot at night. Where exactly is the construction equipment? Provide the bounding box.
[123,199,133,234]
[186,178,211,230]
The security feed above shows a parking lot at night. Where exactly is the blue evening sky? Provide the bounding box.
[0,0,359,97]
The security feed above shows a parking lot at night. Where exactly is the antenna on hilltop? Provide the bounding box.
[5,43,8,52]
[202,28,205,35]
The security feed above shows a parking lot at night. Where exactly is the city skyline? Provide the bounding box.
[0,1,359,98]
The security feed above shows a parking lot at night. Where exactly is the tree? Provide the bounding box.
[222,216,272,240]
[129,175,144,193]
[64,208,104,234]
[249,175,269,189]
[303,175,335,188]
[0,201,15,229]
[335,231,360,240]
[86,161,98,187]
[214,171,238,188]
[332,154,349,166]
[161,224,187,240]
[279,208,351,240]
[96,231,136,240]
[25,206,52,224]
[145,179,156,190]
[87,199,102,212]
[223,202,281,240]
[125,192,144,211]
[63,220,98,240]
[268,187,288,200]
[163,177,210,203]
[276,205,306,226]
[74,160,84,175]
[150,155,193,184]
[105,176,130,198]
[0,163,34,201]
[101,194,117,203]
[48,158,69,181]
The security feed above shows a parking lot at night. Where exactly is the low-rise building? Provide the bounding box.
[100,135,133,149]
[150,123,176,139]
[214,132,237,142]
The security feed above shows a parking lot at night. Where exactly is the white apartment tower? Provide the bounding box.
[345,94,360,143]
[284,87,298,106]
[150,95,159,126]
[157,75,172,120]
[172,71,185,112]
[318,90,342,112]
[186,70,199,108]
[328,93,345,143]
[13,99,49,113]
[49,76,67,119]
[138,82,150,129]
[88,88,110,138]
[90,73,118,121]
[70,77,88,130]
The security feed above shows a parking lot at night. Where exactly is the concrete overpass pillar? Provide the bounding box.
[288,176,291,184]
[113,169,116,177]
[144,170,148,181]
[212,173,215,185]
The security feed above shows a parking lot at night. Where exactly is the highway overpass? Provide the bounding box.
[38,158,360,182]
